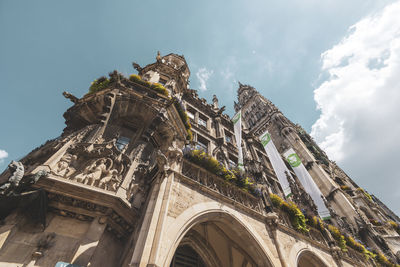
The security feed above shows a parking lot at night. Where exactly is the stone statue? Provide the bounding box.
[65,155,78,178]
[212,95,219,109]
[156,51,162,62]
[83,158,108,186]
[155,150,169,171]
[99,169,120,191]
[54,154,72,177]
[74,158,108,186]
[0,161,47,196]
[0,161,24,194]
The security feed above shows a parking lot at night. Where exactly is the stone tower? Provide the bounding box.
[0,52,399,267]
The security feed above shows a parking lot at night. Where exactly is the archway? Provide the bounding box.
[164,204,275,267]
[170,245,206,267]
[297,250,329,267]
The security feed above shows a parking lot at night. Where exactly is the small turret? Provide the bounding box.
[135,52,190,97]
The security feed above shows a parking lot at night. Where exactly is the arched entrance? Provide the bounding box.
[170,245,206,267]
[165,207,275,267]
[297,250,329,267]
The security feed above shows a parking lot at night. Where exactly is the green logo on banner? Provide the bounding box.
[260,133,271,146]
[232,112,241,124]
[287,153,301,167]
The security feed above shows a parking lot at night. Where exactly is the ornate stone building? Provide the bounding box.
[0,52,399,267]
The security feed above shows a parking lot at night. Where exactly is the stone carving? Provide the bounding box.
[76,158,109,185]
[132,62,142,72]
[156,51,162,62]
[0,161,48,196]
[0,161,24,193]
[51,142,130,192]
[62,91,79,104]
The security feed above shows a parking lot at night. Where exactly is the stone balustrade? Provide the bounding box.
[181,159,262,213]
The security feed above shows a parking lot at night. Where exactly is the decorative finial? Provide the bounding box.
[156,51,162,62]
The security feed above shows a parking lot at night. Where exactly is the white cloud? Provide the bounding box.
[0,149,8,164]
[196,67,213,91]
[311,1,400,214]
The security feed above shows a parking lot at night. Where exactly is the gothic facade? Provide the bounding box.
[0,52,399,267]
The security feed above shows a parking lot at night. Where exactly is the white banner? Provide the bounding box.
[283,148,331,220]
[259,131,292,198]
[232,111,244,171]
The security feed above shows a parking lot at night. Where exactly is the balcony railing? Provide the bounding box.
[181,159,262,213]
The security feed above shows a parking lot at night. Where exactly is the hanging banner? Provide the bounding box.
[283,148,331,220]
[259,131,292,198]
[232,111,244,171]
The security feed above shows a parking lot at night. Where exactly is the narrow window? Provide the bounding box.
[198,114,208,129]
[228,154,238,169]
[196,135,209,153]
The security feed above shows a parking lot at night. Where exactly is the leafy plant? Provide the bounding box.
[327,225,347,251]
[356,188,373,202]
[308,216,325,232]
[388,221,400,235]
[184,149,261,197]
[270,194,309,233]
[340,185,350,191]
[173,98,192,141]
[88,76,111,94]
[375,252,400,267]
[129,74,169,97]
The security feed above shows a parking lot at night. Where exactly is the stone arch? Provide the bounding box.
[288,242,332,267]
[161,201,276,267]
[177,230,222,267]
[296,249,330,267]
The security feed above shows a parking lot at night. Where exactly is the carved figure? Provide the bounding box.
[0,161,25,194]
[65,155,78,178]
[155,150,169,171]
[0,162,47,196]
[99,169,120,190]
[74,158,108,186]
[54,154,71,177]
[156,51,162,62]
[84,158,108,186]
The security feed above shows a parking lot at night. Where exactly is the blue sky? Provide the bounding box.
[1,0,399,214]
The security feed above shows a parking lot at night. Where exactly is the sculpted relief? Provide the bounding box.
[51,142,130,192]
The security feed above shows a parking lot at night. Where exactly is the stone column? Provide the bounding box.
[72,217,107,266]
[128,172,173,267]
[266,213,287,267]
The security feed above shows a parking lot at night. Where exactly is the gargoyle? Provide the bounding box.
[62,91,79,104]
[132,62,142,72]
